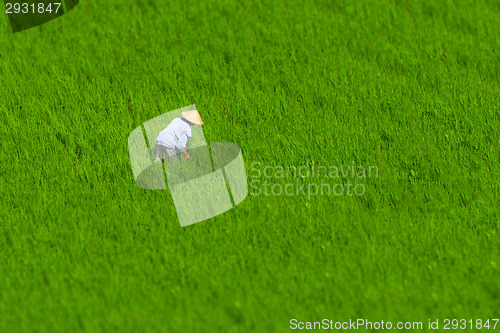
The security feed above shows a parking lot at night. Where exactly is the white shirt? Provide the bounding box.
[156,118,192,150]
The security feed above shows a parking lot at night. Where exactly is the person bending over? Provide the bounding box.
[155,110,204,162]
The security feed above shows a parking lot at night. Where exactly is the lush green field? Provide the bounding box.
[1,0,499,331]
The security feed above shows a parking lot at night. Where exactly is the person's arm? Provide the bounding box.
[180,149,190,160]
[176,133,190,159]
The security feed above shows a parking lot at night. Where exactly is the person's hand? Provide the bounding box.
[180,149,190,160]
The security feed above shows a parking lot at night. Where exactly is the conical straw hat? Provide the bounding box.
[181,110,204,125]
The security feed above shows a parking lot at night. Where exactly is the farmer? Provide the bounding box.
[155,110,204,162]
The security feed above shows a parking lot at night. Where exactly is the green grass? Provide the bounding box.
[0,0,499,331]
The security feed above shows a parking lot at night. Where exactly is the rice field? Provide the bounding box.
[0,0,499,331]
